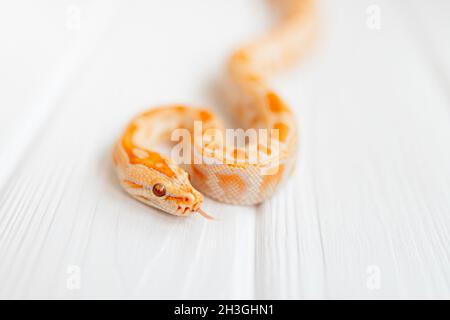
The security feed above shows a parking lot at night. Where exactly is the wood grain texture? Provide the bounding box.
[0,0,449,299]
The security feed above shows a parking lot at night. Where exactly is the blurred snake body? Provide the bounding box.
[113,0,316,217]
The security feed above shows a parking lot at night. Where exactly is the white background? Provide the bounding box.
[0,0,449,299]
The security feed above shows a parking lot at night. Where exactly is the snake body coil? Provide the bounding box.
[113,0,316,217]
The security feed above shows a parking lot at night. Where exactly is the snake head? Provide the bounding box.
[120,161,203,216]
[151,171,204,216]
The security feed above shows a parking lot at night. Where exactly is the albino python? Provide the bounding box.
[113,0,316,217]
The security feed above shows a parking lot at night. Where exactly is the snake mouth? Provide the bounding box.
[176,205,192,215]
[176,200,202,215]
[167,189,203,215]
[176,205,214,220]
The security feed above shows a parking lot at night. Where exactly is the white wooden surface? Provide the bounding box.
[0,0,449,299]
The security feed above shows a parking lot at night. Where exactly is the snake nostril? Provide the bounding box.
[184,194,195,203]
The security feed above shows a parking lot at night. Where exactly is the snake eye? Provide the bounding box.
[152,183,166,197]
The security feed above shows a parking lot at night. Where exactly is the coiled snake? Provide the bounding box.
[113,0,316,217]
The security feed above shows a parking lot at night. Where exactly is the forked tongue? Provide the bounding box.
[197,208,214,220]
